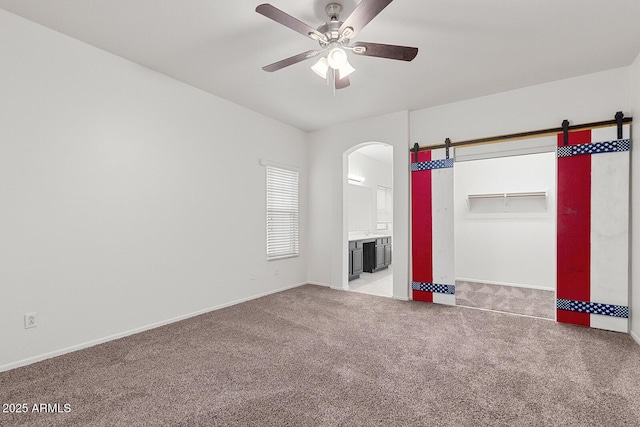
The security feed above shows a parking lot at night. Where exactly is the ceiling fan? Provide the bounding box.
[256,0,418,90]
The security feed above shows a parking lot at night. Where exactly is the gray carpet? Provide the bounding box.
[2,284,640,426]
[456,280,556,319]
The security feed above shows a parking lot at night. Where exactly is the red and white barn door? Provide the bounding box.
[556,125,631,332]
[410,124,631,332]
[410,148,455,306]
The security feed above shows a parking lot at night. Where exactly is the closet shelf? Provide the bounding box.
[466,190,548,212]
[467,190,547,200]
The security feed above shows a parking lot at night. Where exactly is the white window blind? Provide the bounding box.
[266,166,299,260]
[377,185,392,229]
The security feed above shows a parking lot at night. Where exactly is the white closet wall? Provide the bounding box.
[454,152,556,289]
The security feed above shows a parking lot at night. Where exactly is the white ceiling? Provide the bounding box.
[1,0,640,132]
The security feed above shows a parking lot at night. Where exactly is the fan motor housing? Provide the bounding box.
[317,3,349,47]
[317,20,342,44]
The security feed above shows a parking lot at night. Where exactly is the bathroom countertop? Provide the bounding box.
[348,234,392,241]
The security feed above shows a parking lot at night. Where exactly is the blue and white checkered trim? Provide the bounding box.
[557,139,630,158]
[411,281,455,295]
[556,298,629,318]
[411,158,454,172]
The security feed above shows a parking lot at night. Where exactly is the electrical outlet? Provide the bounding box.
[24,312,38,329]
[250,272,255,281]
[275,267,280,276]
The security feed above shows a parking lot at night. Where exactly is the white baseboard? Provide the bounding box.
[456,277,554,292]
[631,329,640,346]
[0,282,307,374]
[393,295,410,301]
[306,281,331,287]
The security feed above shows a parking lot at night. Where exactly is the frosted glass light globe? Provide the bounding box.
[327,47,348,69]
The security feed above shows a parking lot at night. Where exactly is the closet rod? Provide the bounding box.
[467,191,547,200]
[411,115,632,152]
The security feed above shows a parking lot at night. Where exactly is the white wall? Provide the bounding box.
[307,112,410,299]
[410,67,631,145]
[347,151,393,234]
[0,10,308,371]
[454,153,556,289]
[630,52,640,343]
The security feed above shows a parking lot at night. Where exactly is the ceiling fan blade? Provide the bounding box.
[262,50,323,72]
[335,71,350,90]
[256,4,326,41]
[339,0,393,38]
[352,42,418,61]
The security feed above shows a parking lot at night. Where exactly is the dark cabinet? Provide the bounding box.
[352,248,363,275]
[350,236,392,279]
[349,241,364,280]
[384,244,392,265]
[373,237,392,272]
[375,244,385,269]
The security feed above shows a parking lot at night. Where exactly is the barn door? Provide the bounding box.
[410,148,455,305]
[556,125,631,332]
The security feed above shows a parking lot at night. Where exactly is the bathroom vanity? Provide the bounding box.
[348,235,392,281]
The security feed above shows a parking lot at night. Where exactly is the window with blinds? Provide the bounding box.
[266,166,299,260]
[377,185,392,230]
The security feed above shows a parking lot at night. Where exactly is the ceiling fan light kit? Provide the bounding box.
[337,60,356,80]
[256,0,418,90]
[327,46,348,69]
[311,57,330,78]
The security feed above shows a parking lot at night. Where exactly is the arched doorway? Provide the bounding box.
[344,142,394,297]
